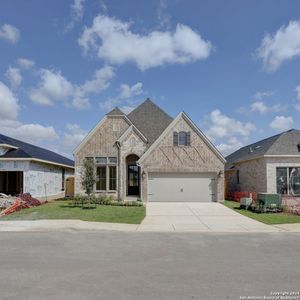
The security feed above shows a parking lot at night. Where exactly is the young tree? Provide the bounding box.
[81,158,96,196]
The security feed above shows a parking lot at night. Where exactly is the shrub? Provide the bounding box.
[70,194,144,207]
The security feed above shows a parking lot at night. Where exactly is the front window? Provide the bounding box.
[109,166,117,190]
[108,157,117,164]
[95,157,118,191]
[96,166,106,190]
[95,157,107,164]
[289,168,300,195]
[276,167,300,195]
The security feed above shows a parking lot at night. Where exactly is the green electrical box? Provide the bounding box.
[256,193,282,212]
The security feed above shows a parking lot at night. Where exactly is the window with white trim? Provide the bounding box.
[173,131,191,146]
[95,156,117,191]
[276,167,300,195]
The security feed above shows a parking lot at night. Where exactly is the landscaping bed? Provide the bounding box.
[223,200,300,225]
[1,200,146,224]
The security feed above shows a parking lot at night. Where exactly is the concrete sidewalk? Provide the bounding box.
[0,202,299,232]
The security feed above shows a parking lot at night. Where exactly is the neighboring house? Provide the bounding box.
[74,99,225,202]
[0,134,74,200]
[225,129,300,198]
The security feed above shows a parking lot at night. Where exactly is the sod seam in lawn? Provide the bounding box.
[1,200,146,224]
[223,200,300,225]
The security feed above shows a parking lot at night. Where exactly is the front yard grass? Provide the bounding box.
[1,200,146,224]
[223,200,300,225]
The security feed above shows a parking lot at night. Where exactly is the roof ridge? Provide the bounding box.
[233,132,283,153]
[265,128,300,155]
[106,106,125,116]
[127,98,172,120]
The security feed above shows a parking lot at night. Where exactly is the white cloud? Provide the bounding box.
[72,95,90,110]
[295,85,300,111]
[0,24,20,44]
[119,82,143,99]
[81,65,114,94]
[239,90,285,115]
[157,0,171,29]
[216,137,244,156]
[205,110,256,156]
[0,123,58,143]
[5,67,22,89]
[78,15,213,70]
[206,109,256,140]
[66,0,85,31]
[29,66,114,109]
[17,58,35,69]
[256,20,300,72]
[0,81,19,120]
[0,82,58,145]
[71,0,85,20]
[100,82,144,112]
[63,123,87,151]
[29,69,74,105]
[250,101,268,114]
[253,90,275,101]
[270,116,294,132]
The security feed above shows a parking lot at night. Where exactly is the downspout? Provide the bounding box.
[116,141,121,200]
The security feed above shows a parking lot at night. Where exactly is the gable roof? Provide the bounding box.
[138,112,226,164]
[225,129,300,169]
[127,99,173,146]
[0,134,74,168]
[106,107,125,116]
[117,125,148,144]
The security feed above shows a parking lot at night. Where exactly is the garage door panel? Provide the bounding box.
[148,173,215,202]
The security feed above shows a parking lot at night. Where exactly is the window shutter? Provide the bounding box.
[173,132,178,146]
[186,132,191,146]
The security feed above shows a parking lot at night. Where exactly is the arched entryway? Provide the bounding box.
[126,154,140,196]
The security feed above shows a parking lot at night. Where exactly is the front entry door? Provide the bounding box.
[127,165,140,196]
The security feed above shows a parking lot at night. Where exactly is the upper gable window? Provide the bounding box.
[173,131,191,146]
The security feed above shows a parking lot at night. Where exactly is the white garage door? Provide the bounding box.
[148,173,216,202]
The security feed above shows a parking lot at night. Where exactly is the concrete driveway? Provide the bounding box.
[139,202,281,232]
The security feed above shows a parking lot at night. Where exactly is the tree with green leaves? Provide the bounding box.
[81,158,96,196]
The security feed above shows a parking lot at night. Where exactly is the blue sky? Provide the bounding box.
[1,0,300,158]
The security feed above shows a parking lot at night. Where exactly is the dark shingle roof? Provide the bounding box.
[127,99,173,145]
[0,134,74,168]
[225,129,300,170]
[106,107,125,116]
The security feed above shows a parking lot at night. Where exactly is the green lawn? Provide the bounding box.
[1,200,146,224]
[223,200,300,225]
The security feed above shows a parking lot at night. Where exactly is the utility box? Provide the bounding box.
[240,197,252,210]
[257,193,282,212]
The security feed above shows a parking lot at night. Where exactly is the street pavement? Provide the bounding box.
[0,231,299,300]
